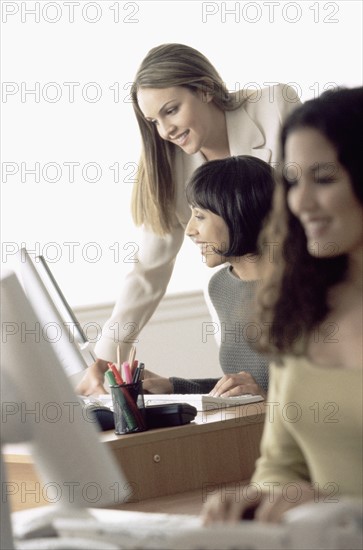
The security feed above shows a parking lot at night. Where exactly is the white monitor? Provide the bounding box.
[14,248,96,383]
[0,269,129,549]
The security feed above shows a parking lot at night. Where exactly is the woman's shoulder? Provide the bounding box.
[208,265,260,294]
[208,265,230,287]
[272,354,363,376]
[244,83,300,103]
[240,83,302,117]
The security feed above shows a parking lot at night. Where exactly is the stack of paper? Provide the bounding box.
[143,393,264,412]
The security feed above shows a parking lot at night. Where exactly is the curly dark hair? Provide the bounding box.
[254,86,363,357]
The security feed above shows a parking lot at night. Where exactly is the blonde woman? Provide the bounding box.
[77,43,301,396]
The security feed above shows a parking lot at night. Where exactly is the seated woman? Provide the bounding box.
[202,86,363,523]
[143,155,275,397]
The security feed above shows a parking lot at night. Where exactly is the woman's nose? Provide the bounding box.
[185,216,197,237]
[288,181,317,217]
[158,119,177,140]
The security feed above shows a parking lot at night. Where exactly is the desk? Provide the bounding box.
[3,402,266,514]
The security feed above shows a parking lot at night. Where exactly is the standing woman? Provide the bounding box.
[203,87,363,524]
[77,43,301,395]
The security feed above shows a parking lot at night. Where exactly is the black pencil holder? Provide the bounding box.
[110,381,147,435]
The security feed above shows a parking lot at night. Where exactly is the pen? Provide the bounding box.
[128,345,136,370]
[105,369,117,387]
[120,383,147,431]
[108,362,123,385]
[131,359,138,378]
[117,344,121,371]
[133,362,145,384]
[122,361,133,384]
[105,371,138,432]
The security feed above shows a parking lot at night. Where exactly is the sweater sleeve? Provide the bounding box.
[251,362,310,489]
[94,223,185,364]
[169,377,219,394]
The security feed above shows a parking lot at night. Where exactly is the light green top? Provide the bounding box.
[252,357,363,498]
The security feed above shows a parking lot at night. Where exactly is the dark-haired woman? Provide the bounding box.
[143,155,275,398]
[203,87,363,524]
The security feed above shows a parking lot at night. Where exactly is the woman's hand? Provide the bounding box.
[75,363,174,396]
[253,482,317,522]
[202,482,318,525]
[209,371,266,398]
[75,359,109,396]
[202,486,263,525]
[142,369,173,394]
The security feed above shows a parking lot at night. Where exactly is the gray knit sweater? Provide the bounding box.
[170,266,269,394]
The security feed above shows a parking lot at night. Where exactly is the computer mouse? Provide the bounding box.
[84,404,115,431]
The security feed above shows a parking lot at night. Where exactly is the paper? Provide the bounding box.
[143,393,264,412]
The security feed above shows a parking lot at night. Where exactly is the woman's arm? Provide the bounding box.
[169,377,219,394]
[208,371,266,398]
[250,362,310,485]
[76,224,185,396]
[202,480,318,524]
[202,361,310,523]
[94,224,185,362]
[142,375,220,395]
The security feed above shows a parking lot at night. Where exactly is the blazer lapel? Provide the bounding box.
[181,104,272,184]
[226,108,271,163]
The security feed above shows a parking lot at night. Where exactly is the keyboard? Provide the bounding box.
[52,510,288,550]
[13,502,363,550]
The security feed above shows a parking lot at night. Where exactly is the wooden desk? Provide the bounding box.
[3,402,266,514]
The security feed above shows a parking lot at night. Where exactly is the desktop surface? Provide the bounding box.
[4,402,266,513]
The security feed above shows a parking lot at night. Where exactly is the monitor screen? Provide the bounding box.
[15,248,96,381]
[1,268,130,547]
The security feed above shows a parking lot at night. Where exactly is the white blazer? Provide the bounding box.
[94,84,301,362]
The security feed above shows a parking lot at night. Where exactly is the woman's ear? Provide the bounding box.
[199,78,215,103]
[203,91,214,103]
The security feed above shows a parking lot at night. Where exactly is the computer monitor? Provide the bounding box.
[14,248,96,383]
[0,269,129,549]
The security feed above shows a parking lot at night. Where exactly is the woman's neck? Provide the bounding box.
[200,107,230,161]
[229,254,266,281]
[307,247,363,370]
[347,247,363,291]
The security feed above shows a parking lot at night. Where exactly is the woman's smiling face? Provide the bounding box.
[185,206,230,268]
[285,127,363,259]
[137,86,215,155]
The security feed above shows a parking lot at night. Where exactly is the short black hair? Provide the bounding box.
[186,155,275,256]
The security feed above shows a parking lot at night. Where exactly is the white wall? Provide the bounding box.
[2,0,362,308]
[1,1,362,376]
[74,290,221,378]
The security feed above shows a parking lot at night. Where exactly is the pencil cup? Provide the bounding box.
[110,381,147,435]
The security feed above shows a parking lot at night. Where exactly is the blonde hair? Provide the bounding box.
[131,43,247,235]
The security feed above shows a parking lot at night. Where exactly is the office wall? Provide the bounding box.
[2,1,361,379]
[2,0,362,309]
[75,289,221,378]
